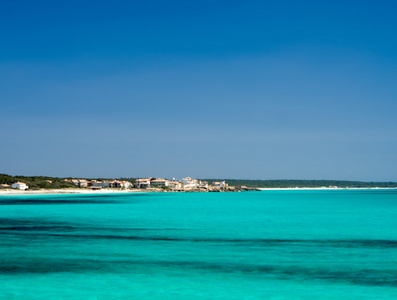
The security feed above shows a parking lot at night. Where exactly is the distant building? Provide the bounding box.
[107,180,132,189]
[78,180,88,187]
[168,181,182,189]
[11,182,28,190]
[181,177,199,188]
[70,179,131,189]
[198,181,209,189]
[90,180,102,187]
[134,178,151,189]
[0,184,11,189]
[90,181,110,188]
[150,179,169,187]
[120,181,132,189]
[70,179,89,187]
[212,181,227,187]
[108,180,121,188]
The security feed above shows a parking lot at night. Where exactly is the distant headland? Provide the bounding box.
[1,173,396,195]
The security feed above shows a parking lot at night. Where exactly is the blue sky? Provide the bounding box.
[1,0,397,181]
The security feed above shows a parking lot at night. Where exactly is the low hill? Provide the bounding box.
[201,179,397,188]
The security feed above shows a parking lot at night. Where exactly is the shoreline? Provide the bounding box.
[257,187,397,191]
[0,188,146,196]
[0,187,396,196]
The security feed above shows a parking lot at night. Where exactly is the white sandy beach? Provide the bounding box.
[0,188,146,196]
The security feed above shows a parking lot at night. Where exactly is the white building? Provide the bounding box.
[70,179,88,188]
[198,181,209,189]
[120,181,133,189]
[11,182,29,190]
[212,181,227,187]
[181,177,199,188]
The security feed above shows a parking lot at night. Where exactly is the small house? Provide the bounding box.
[11,182,29,190]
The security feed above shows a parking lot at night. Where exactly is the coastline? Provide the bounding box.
[0,188,146,196]
[257,187,397,191]
[0,187,396,196]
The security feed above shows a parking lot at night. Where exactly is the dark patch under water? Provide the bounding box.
[2,226,397,249]
[0,257,396,288]
[1,215,397,249]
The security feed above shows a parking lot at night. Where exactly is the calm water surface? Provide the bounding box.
[1,190,397,299]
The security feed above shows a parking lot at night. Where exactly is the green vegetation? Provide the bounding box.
[0,174,136,190]
[202,179,397,188]
[0,174,76,189]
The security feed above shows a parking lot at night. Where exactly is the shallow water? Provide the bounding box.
[1,190,397,299]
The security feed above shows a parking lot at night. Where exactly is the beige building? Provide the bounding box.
[78,180,88,187]
[150,179,169,187]
[134,178,151,189]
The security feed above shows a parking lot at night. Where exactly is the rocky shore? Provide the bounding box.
[166,186,261,192]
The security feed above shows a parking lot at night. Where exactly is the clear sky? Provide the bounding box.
[1,0,397,181]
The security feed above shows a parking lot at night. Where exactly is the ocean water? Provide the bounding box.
[1,190,397,299]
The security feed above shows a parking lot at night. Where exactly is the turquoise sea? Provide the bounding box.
[1,190,397,299]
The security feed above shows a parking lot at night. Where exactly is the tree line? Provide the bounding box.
[0,174,77,189]
[202,179,397,188]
